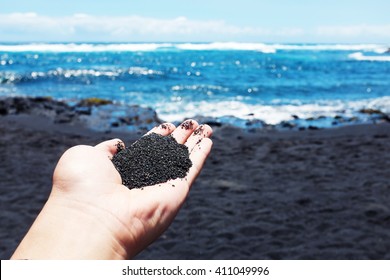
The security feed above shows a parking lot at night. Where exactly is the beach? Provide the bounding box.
[1,103,389,259]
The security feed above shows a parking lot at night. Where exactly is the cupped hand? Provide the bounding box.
[12,120,212,259]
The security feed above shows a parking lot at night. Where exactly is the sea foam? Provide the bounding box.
[175,42,277,53]
[155,96,390,125]
[0,43,173,52]
[348,52,390,62]
[0,42,387,54]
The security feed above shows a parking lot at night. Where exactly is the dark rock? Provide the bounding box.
[54,111,76,123]
[74,106,92,115]
[13,97,31,113]
[281,121,296,129]
[119,116,136,125]
[77,97,113,107]
[359,108,384,115]
[0,100,8,115]
[32,96,53,103]
[43,103,55,110]
[205,121,222,127]
[245,119,266,128]
[348,117,359,122]
[379,114,390,122]
[307,116,326,121]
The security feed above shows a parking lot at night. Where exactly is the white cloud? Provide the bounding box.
[0,13,389,43]
[0,12,294,42]
[315,24,390,37]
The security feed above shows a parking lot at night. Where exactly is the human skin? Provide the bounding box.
[11,119,212,259]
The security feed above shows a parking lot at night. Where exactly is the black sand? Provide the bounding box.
[111,133,192,189]
[1,111,390,259]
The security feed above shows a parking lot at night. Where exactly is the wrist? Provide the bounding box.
[12,192,128,260]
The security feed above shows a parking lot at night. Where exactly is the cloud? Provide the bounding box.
[0,12,297,42]
[311,24,390,43]
[0,13,389,43]
[315,24,390,37]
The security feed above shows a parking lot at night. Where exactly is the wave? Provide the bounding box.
[0,67,164,84]
[348,52,390,62]
[271,44,388,53]
[175,42,277,53]
[1,42,387,53]
[0,43,174,53]
[0,42,276,53]
[155,96,390,125]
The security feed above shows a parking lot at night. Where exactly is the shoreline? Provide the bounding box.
[1,99,390,259]
[1,96,389,133]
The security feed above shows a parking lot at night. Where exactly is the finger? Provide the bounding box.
[171,119,199,144]
[186,137,213,186]
[185,124,213,152]
[95,138,125,158]
[145,123,176,136]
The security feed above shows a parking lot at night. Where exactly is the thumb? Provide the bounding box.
[95,138,125,158]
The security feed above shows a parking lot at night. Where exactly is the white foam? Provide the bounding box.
[271,44,388,53]
[175,42,276,53]
[154,96,390,125]
[0,42,387,54]
[348,52,390,62]
[0,43,173,52]
[175,43,387,53]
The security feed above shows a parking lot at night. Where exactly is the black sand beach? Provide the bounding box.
[1,101,390,259]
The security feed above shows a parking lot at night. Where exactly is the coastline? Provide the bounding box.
[1,98,390,259]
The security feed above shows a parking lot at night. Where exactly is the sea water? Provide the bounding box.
[1,42,389,128]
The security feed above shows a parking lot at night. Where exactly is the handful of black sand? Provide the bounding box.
[111,133,192,189]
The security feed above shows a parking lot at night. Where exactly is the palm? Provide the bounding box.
[52,121,212,258]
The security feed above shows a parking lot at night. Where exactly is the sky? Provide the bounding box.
[0,0,389,43]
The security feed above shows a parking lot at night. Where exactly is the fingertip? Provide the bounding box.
[193,124,213,138]
[179,119,199,130]
[185,124,213,152]
[146,122,176,136]
[171,119,199,144]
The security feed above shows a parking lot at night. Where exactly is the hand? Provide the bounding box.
[11,120,212,259]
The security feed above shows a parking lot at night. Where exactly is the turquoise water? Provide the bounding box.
[1,42,389,127]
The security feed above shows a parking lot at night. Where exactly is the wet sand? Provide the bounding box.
[1,114,389,259]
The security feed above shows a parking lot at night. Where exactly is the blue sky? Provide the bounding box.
[1,0,389,43]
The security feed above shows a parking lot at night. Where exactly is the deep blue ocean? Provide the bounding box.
[1,42,389,128]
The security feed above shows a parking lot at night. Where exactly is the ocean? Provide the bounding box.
[1,42,389,129]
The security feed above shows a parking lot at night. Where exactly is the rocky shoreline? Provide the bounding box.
[1,96,389,133]
[0,96,162,132]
